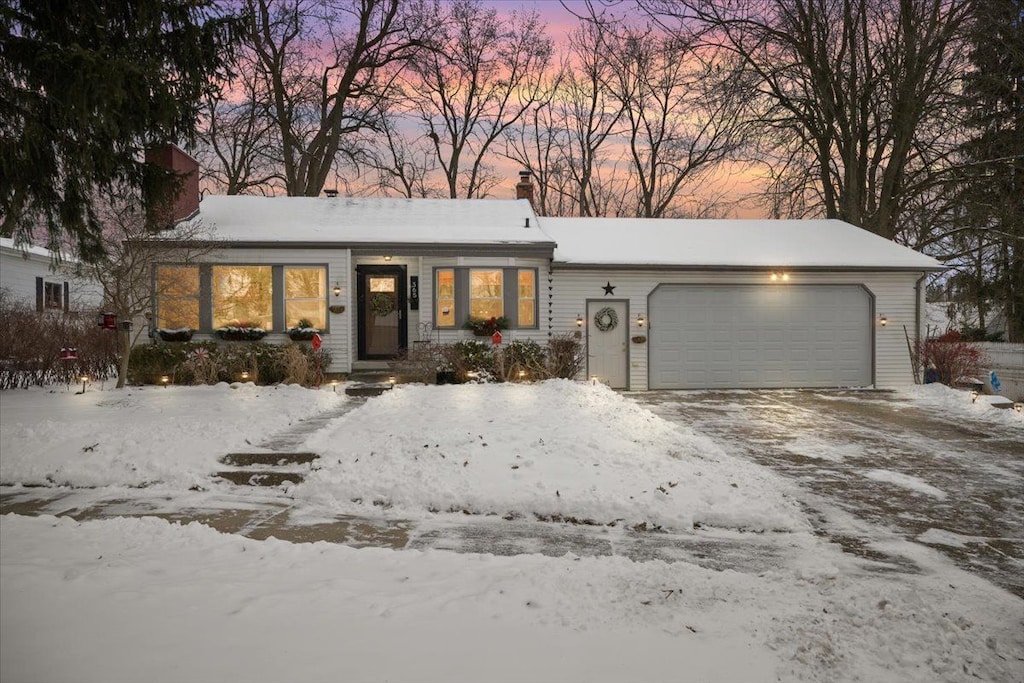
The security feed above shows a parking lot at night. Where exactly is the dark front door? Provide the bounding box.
[357,265,407,360]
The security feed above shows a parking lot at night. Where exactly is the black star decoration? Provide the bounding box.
[602,281,616,296]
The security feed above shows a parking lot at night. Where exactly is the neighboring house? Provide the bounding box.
[0,237,104,313]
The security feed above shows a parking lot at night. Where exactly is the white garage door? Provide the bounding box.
[649,285,872,389]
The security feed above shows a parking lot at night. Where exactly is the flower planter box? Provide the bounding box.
[287,329,318,342]
[214,327,268,342]
[156,328,194,343]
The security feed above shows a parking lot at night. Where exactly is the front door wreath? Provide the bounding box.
[370,292,396,317]
[593,306,619,332]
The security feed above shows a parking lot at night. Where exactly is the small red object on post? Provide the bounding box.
[311,332,322,350]
[59,347,78,361]
[491,330,502,345]
[98,312,117,330]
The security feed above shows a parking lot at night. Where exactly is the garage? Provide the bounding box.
[648,284,872,389]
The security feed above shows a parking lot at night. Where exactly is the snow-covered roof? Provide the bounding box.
[0,236,58,260]
[174,195,550,246]
[541,218,942,270]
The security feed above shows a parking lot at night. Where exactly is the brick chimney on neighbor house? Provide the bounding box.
[144,143,200,229]
[515,169,535,209]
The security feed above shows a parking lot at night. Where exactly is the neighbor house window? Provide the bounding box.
[469,269,503,320]
[518,270,536,327]
[284,266,326,329]
[43,282,62,309]
[212,265,272,329]
[156,266,199,329]
[436,268,455,327]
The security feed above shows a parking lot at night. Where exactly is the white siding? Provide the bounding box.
[550,268,926,390]
[0,246,103,311]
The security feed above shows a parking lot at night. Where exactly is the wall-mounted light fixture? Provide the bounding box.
[636,313,646,327]
[576,314,584,327]
[879,315,888,327]
[333,283,342,297]
[383,255,392,262]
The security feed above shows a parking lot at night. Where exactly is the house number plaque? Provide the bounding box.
[409,276,419,310]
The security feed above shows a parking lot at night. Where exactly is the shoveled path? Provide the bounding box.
[631,390,1024,598]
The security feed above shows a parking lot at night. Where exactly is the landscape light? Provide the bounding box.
[970,390,979,403]
[241,371,250,381]
[160,375,170,387]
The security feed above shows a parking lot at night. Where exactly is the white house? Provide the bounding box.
[0,237,104,313]
[145,187,941,390]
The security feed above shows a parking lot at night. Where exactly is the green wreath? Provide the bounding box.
[593,307,618,332]
[370,292,396,317]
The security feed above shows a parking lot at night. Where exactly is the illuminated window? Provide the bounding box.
[212,265,272,329]
[469,269,503,320]
[285,266,326,329]
[436,269,455,327]
[156,266,199,329]
[518,270,535,327]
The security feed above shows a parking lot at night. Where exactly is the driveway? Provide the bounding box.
[630,390,1024,598]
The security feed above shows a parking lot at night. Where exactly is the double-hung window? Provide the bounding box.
[284,267,326,329]
[469,269,503,320]
[156,266,200,329]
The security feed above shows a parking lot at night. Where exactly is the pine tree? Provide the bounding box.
[956,0,1024,341]
[0,0,242,260]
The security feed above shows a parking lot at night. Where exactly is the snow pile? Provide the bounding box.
[900,383,1023,428]
[864,469,948,499]
[297,381,803,532]
[0,384,344,488]
[4,514,1022,683]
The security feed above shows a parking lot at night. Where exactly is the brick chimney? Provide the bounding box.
[515,169,535,208]
[144,143,200,229]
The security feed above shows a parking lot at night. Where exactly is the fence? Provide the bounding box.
[977,342,1024,401]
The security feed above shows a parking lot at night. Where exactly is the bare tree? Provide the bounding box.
[64,194,213,388]
[404,0,553,198]
[638,0,974,238]
[193,82,282,195]
[244,0,435,197]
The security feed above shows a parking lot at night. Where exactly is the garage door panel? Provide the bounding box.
[650,284,871,389]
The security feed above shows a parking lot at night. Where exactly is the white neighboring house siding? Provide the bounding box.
[549,267,927,390]
[0,240,103,312]
[155,247,352,374]
[418,256,552,346]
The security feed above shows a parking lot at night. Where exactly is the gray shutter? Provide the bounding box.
[35,277,43,312]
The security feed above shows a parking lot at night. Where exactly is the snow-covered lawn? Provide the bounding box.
[2,381,1022,682]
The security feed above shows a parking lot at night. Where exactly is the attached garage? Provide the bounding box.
[542,217,943,391]
[648,284,872,389]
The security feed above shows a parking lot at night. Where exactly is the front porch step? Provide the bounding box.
[215,470,308,487]
[345,383,394,397]
[220,452,320,467]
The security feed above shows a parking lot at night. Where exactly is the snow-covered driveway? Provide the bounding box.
[632,386,1024,598]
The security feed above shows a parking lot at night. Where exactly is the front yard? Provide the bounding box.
[1,381,1022,682]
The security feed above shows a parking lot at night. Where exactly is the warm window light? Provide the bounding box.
[879,315,888,326]
[576,314,584,327]
[636,313,646,327]
[333,283,342,297]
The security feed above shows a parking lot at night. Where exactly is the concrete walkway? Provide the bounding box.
[631,390,1024,598]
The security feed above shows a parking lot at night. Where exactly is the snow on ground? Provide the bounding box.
[3,514,1023,683]
[899,383,1024,428]
[297,381,804,531]
[863,469,948,499]
[2,380,1023,682]
[0,383,344,488]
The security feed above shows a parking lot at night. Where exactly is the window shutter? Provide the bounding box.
[35,277,43,312]
[63,282,70,312]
